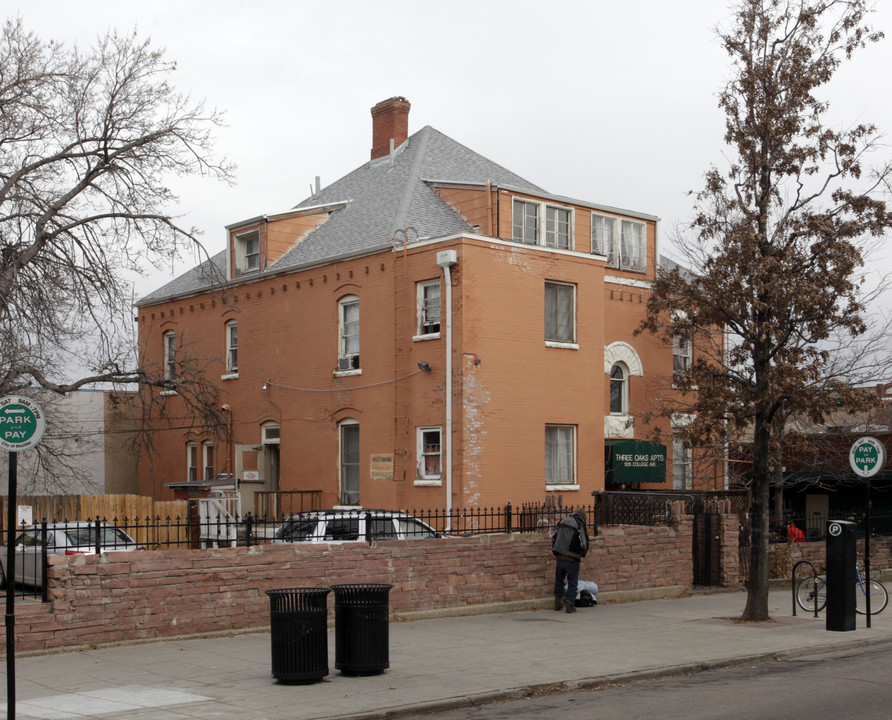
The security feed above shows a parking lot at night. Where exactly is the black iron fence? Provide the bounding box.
[773,513,892,544]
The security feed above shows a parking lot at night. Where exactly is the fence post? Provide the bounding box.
[505,503,512,534]
[93,517,101,555]
[40,520,48,602]
[245,513,254,547]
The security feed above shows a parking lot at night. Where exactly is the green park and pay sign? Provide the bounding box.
[848,436,887,479]
[0,395,46,452]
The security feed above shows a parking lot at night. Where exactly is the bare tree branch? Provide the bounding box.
[0,20,236,493]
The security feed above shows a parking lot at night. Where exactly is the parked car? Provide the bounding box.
[273,509,441,544]
[0,523,145,588]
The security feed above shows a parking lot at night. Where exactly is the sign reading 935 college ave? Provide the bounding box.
[849,436,887,479]
[0,395,46,452]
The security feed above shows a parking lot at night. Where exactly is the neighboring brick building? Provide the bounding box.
[136,97,708,513]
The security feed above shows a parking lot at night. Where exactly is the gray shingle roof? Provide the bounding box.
[137,125,546,306]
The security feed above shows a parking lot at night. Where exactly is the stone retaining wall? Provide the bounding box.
[1,506,727,655]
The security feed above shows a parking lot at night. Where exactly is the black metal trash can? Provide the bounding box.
[331,583,393,675]
[266,587,331,683]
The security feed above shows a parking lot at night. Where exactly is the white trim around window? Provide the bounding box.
[672,435,692,490]
[609,363,628,416]
[187,441,198,482]
[262,422,280,445]
[513,198,574,250]
[592,212,647,273]
[222,319,238,379]
[336,295,361,374]
[415,279,441,340]
[339,419,360,506]
[233,230,260,276]
[545,424,577,489]
[202,441,215,482]
[544,281,578,348]
[163,330,177,380]
[415,426,442,485]
[672,333,692,385]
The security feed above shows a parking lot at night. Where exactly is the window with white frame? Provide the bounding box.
[513,198,573,249]
[672,436,692,490]
[203,441,215,481]
[416,280,441,336]
[234,230,260,276]
[619,220,646,272]
[593,213,646,272]
[609,363,628,415]
[545,425,576,487]
[512,199,539,244]
[591,212,617,260]
[163,330,177,381]
[339,420,360,505]
[545,206,571,249]
[338,295,360,371]
[416,426,442,481]
[225,320,238,374]
[673,333,692,383]
[262,422,280,445]
[187,442,198,482]
[544,281,575,345]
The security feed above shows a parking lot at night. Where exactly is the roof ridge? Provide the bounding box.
[392,125,432,235]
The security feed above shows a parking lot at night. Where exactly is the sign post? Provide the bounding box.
[849,436,887,627]
[1,394,46,720]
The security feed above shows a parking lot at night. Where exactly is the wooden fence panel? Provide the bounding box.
[0,495,188,549]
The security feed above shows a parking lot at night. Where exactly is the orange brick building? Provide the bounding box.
[136,97,705,512]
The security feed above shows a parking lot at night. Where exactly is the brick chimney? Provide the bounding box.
[370,97,411,160]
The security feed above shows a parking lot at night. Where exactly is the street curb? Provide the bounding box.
[318,634,892,720]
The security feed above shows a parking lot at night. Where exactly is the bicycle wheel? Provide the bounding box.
[796,576,826,612]
[855,580,888,615]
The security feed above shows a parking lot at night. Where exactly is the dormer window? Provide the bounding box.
[513,199,573,250]
[234,230,260,276]
[592,212,647,273]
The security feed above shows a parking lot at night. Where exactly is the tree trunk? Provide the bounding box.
[741,411,772,621]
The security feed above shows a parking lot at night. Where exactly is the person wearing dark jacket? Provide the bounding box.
[551,507,590,613]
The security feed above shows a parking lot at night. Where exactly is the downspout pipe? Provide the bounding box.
[436,249,457,531]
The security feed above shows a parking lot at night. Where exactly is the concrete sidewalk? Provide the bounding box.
[3,588,892,720]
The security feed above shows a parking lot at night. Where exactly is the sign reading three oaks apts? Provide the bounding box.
[849,436,887,479]
[0,395,46,452]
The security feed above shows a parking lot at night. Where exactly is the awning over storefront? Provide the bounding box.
[605,440,667,485]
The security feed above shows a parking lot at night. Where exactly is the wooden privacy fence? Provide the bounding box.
[0,494,189,549]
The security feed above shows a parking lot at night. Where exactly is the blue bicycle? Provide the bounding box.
[796,566,888,615]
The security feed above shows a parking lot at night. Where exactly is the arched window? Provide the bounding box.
[186,441,197,482]
[163,330,177,380]
[339,419,360,505]
[203,441,215,481]
[338,295,360,371]
[225,320,238,374]
[609,363,627,415]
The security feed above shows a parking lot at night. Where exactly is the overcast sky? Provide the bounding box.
[10,1,892,302]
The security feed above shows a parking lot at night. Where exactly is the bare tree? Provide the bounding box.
[0,20,235,479]
[640,0,892,621]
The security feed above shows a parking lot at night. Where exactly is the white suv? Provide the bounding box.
[273,510,441,544]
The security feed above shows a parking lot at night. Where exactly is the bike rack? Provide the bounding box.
[792,559,819,618]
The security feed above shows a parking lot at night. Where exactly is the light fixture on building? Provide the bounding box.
[262,378,270,390]
[417,361,431,372]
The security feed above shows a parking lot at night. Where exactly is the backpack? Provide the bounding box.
[576,590,596,608]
